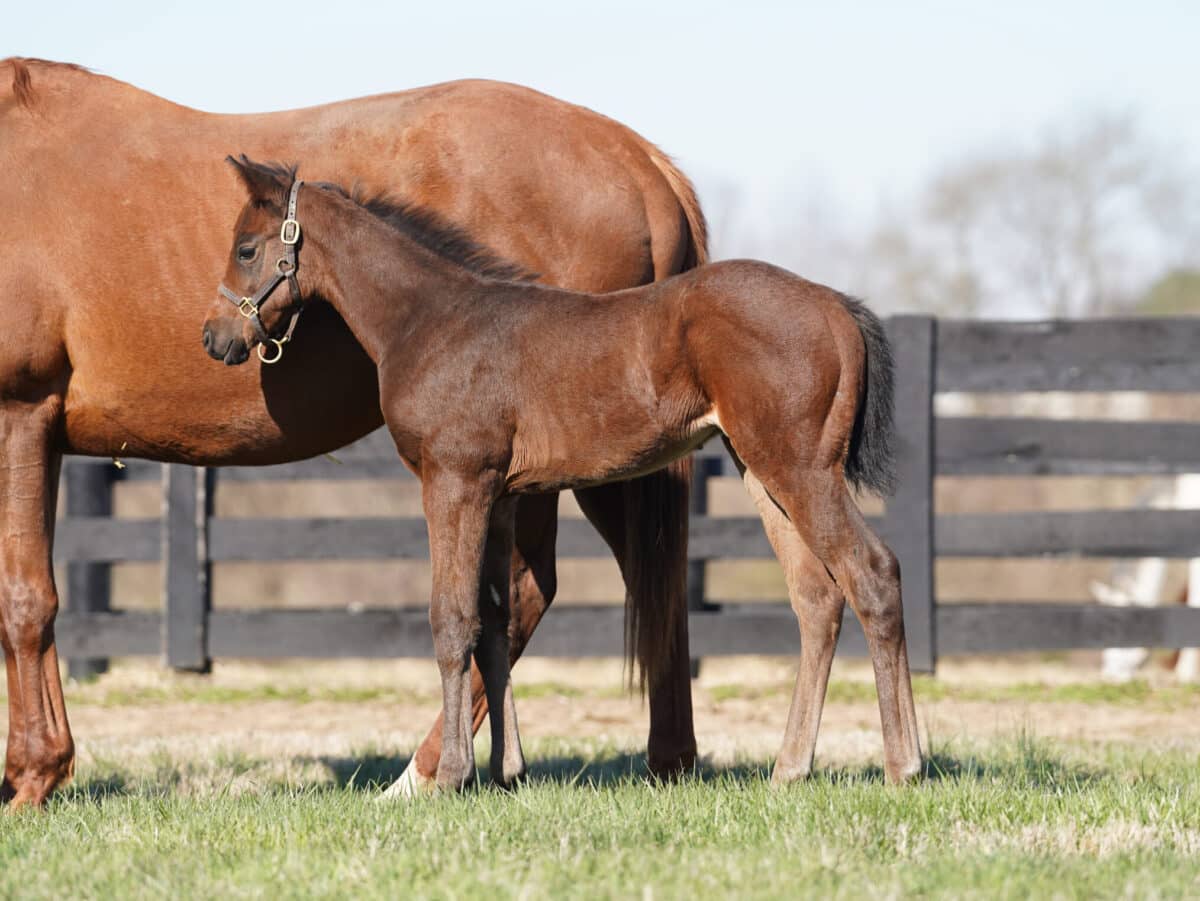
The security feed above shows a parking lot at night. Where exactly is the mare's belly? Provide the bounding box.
[61,350,383,466]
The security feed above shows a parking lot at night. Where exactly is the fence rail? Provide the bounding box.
[56,316,1200,676]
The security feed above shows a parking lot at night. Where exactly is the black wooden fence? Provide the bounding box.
[53,316,1200,676]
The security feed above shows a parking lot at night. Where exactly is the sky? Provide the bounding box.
[6,0,1199,269]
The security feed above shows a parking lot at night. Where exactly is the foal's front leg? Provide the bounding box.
[423,468,503,791]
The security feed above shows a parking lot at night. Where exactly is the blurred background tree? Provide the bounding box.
[709,112,1200,319]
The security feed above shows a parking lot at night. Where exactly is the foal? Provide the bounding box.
[208,157,923,789]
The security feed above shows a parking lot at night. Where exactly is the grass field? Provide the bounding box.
[2,737,1199,899]
[3,659,1200,899]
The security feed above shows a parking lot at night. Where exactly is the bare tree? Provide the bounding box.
[707,112,1199,319]
[871,113,1199,318]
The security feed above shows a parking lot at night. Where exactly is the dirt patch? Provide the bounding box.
[15,655,1194,776]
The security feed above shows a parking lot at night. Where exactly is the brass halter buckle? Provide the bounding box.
[280,218,301,245]
[238,297,258,319]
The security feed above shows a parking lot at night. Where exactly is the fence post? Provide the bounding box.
[883,316,937,673]
[64,462,115,680]
[162,465,212,672]
[687,455,723,678]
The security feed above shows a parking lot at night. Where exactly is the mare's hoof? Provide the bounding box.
[646,750,697,782]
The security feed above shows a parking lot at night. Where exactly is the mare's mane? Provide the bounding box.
[2,58,91,110]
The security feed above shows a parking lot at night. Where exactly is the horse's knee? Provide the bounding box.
[0,570,58,653]
[429,602,480,671]
[791,574,844,641]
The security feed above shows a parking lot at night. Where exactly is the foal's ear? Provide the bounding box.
[226,154,295,209]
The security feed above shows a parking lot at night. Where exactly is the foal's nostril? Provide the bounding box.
[202,325,213,351]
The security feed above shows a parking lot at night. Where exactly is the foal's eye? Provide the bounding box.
[237,245,258,262]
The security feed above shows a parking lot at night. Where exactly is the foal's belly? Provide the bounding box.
[506,422,720,494]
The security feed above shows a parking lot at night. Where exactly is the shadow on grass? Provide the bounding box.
[321,752,415,790]
[314,749,773,791]
[52,773,135,805]
[526,752,772,788]
[918,748,1104,789]
[48,738,1105,805]
[317,745,1105,793]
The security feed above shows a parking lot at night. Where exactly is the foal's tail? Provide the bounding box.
[840,298,898,497]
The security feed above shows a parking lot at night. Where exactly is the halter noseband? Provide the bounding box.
[218,178,304,364]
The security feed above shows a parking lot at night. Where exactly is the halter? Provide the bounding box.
[218,178,304,364]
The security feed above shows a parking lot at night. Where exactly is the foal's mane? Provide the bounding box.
[320,181,536,283]
[234,156,535,283]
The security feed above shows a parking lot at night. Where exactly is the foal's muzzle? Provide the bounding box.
[202,321,250,366]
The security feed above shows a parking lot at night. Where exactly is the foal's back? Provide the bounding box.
[403,260,856,494]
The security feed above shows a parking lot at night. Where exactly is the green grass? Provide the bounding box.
[0,681,618,709]
[709,675,1200,709]
[4,673,1192,711]
[3,736,1200,899]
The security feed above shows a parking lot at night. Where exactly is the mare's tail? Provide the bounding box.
[839,297,898,497]
[624,144,709,693]
[622,469,690,693]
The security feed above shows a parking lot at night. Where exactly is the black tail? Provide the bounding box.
[840,297,898,497]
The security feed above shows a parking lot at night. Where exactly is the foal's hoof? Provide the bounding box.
[376,759,436,802]
[769,764,813,788]
[434,763,478,793]
[490,762,528,791]
[885,758,924,785]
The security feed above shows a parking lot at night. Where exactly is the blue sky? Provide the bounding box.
[7,0,1198,234]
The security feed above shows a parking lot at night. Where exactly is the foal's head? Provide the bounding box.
[202,156,310,366]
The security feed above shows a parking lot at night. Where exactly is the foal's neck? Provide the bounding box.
[305,188,487,364]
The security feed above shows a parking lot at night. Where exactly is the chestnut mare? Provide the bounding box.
[0,58,704,807]
[207,159,924,788]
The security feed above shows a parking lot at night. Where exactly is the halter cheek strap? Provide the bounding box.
[218,178,305,364]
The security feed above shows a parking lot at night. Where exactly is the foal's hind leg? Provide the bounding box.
[728,448,845,783]
[474,498,527,787]
[744,462,922,784]
[0,398,75,807]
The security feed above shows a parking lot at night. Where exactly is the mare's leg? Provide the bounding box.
[726,445,845,783]
[575,474,698,778]
[739,459,921,784]
[385,492,557,798]
[0,398,74,808]
[422,468,501,791]
[474,498,526,786]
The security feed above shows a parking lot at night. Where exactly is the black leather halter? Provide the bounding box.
[218,178,304,364]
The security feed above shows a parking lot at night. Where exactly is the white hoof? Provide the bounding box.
[1176,649,1200,683]
[1101,648,1147,682]
[376,758,436,802]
